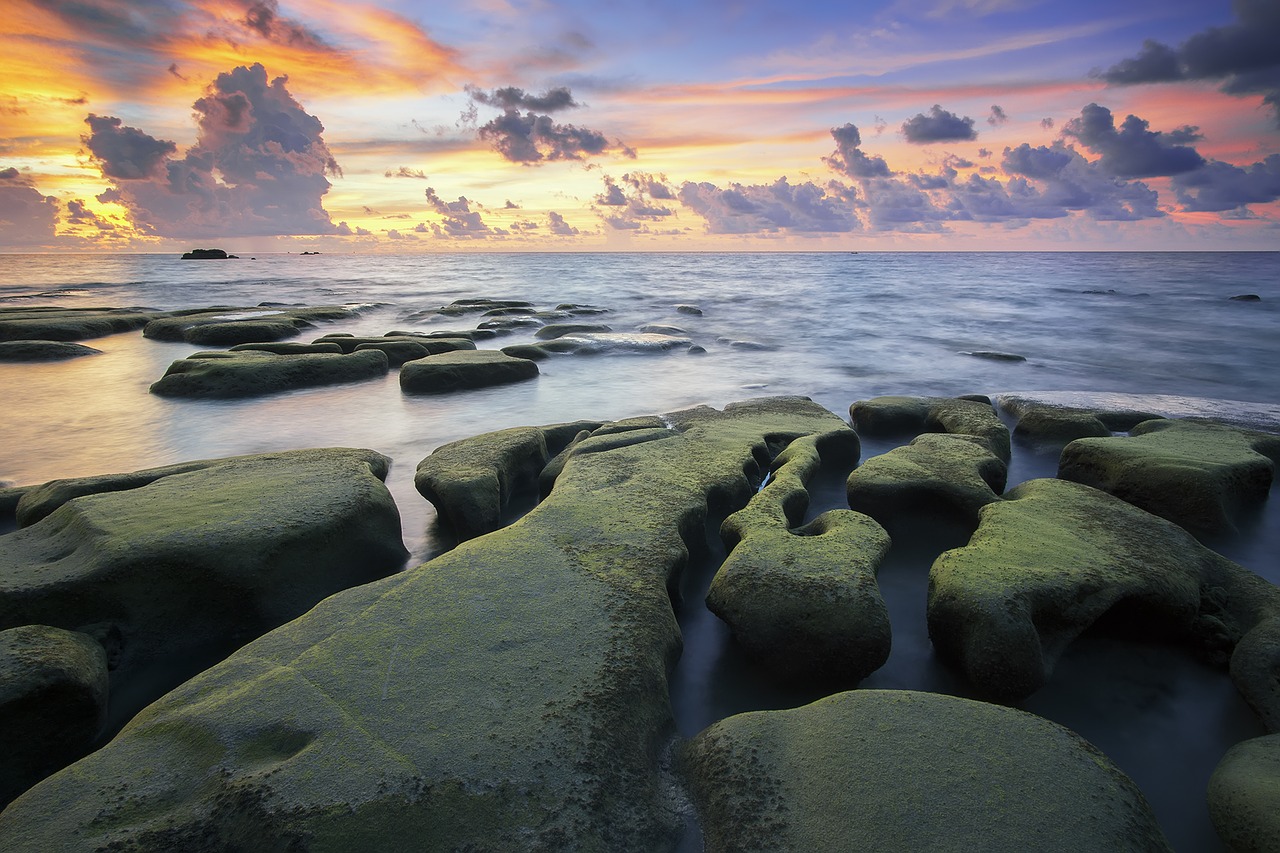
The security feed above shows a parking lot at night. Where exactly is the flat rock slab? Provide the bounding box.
[927,477,1280,702]
[143,306,358,345]
[0,625,107,806]
[400,349,538,393]
[849,395,1010,462]
[1209,734,1280,852]
[0,398,854,851]
[0,307,155,342]
[150,348,389,398]
[683,689,1171,852]
[0,340,103,361]
[1059,419,1280,535]
[313,334,476,356]
[549,332,694,354]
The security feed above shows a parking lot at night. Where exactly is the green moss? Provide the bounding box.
[1209,734,1280,853]
[399,350,539,394]
[850,395,1010,461]
[150,350,389,398]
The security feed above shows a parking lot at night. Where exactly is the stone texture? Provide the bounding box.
[399,349,538,393]
[150,349,389,398]
[1208,734,1280,853]
[0,307,154,342]
[0,340,103,361]
[850,395,1011,462]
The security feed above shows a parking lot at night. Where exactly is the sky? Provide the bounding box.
[1,0,1278,251]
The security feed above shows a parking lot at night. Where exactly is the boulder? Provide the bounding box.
[229,341,344,355]
[415,420,602,541]
[637,324,688,336]
[0,449,408,736]
[313,334,475,355]
[400,349,538,393]
[676,304,703,315]
[142,306,356,344]
[682,689,1171,852]
[431,298,536,317]
[709,430,890,684]
[1230,294,1262,302]
[535,323,613,340]
[846,433,1005,529]
[1208,734,1280,852]
[1058,419,1280,535]
[545,332,694,355]
[0,307,155,342]
[927,477,1280,702]
[180,248,233,259]
[0,625,108,806]
[0,340,102,361]
[150,349,389,398]
[997,394,1162,434]
[850,395,1011,462]
[0,398,856,852]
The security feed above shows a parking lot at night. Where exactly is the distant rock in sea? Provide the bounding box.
[180,248,237,260]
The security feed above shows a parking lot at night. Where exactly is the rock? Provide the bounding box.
[850,395,1011,462]
[477,317,544,332]
[0,340,102,361]
[0,625,108,807]
[429,328,499,341]
[1232,617,1280,732]
[535,322,613,340]
[683,689,1171,852]
[675,304,703,315]
[400,349,539,394]
[229,341,344,355]
[143,306,357,344]
[965,350,1026,362]
[0,398,857,851]
[637,324,688,335]
[0,449,407,739]
[180,248,234,259]
[1208,734,1280,852]
[0,307,155,342]
[481,306,538,317]
[415,420,602,541]
[555,303,609,315]
[150,349,389,398]
[726,340,773,351]
[1058,419,1280,535]
[927,477,1280,702]
[1230,294,1262,302]
[500,343,553,361]
[434,298,535,317]
[545,332,694,355]
[688,345,707,355]
[0,485,26,520]
[997,394,1161,440]
[312,334,475,355]
[846,433,1005,530]
[709,431,891,685]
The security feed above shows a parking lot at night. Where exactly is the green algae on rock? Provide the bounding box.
[312,333,476,356]
[1208,733,1280,853]
[849,395,1011,462]
[927,477,1280,703]
[142,306,357,345]
[229,341,345,355]
[1058,418,1280,535]
[399,349,539,394]
[150,348,389,398]
[0,398,860,852]
[682,689,1171,852]
[0,625,108,807]
[846,432,1005,530]
[0,340,103,361]
[0,306,155,342]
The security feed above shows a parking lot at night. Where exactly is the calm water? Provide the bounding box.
[1,251,1277,849]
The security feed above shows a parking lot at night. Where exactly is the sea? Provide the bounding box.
[1,251,1277,850]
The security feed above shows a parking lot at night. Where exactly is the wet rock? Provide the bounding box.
[0,449,407,742]
[0,307,155,342]
[1230,294,1262,302]
[481,306,538,317]
[1208,734,1280,851]
[400,349,539,394]
[415,420,601,541]
[965,350,1027,362]
[477,317,545,332]
[847,433,1005,530]
[545,332,694,354]
[229,341,344,355]
[1232,617,1280,732]
[638,324,688,335]
[0,398,857,851]
[710,430,890,685]
[434,298,535,317]
[0,340,102,361]
[0,625,108,806]
[1058,419,1280,535]
[997,394,1161,440]
[150,349,389,398]
[683,689,1171,852]
[927,477,1280,702]
[688,345,707,355]
[555,303,609,315]
[726,340,773,351]
[676,304,703,315]
[850,395,1011,462]
[142,306,356,344]
[313,334,475,355]
[180,248,234,260]
[535,322,613,339]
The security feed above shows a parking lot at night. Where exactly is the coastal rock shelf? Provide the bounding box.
[0,392,1276,850]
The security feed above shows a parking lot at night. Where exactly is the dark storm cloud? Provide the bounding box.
[1099,0,1280,126]
[825,123,892,178]
[987,105,1008,126]
[1001,143,1074,180]
[82,115,178,180]
[677,177,860,234]
[901,105,978,144]
[477,110,620,163]
[85,63,341,237]
[1172,154,1280,211]
[65,199,115,230]
[466,85,580,113]
[1062,103,1204,178]
[0,167,21,181]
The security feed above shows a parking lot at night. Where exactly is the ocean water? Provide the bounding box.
[1,251,1277,849]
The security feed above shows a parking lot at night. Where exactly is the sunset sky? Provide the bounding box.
[1,0,1277,251]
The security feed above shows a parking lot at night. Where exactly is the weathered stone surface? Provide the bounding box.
[229,341,344,355]
[150,349,389,398]
[535,322,613,339]
[143,306,355,344]
[1059,419,1280,535]
[1209,734,1280,852]
[0,340,103,361]
[184,319,305,345]
[0,449,407,736]
[847,432,1005,529]
[927,477,1280,702]
[477,316,544,332]
[415,420,602,541]
[0,307,154,342]
[683,689,1171,852]
[0,625,108,806]
[314,334,475,355]
[0,398,854,852]
[710,429,890,684]
[637,324,687,335]
[997,394,1160,435]
[965,350,1026,362]
[545,332,694,354]
[676,304,702,315]
[1232,617,1280,732]
[400,349,538,393]
[850,395,1011,461]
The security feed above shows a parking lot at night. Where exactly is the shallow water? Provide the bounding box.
[1,251,1277,849]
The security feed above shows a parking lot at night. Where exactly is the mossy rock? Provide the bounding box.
[144,307,356,344]
[997,394,1161,437]
[1232,617,1280,732]
[313,334,475,355]
[0,340,103,361]
[414,420,602,541]
[682,689,1171,852]
[150,349,389,398]
[400,349,539,394]
[1208,734,1280,852]
[0,307,156,342]
[0,625,108,806]
[0,448,407,738]
[0,397,854,851]
[229,341,344,355]
[1058,419,1280,535]
[849,395,1010,461]
[927,477,1280,702]
[847,433,1005,530]
[535,323,613,340]
[184,319,306,345]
